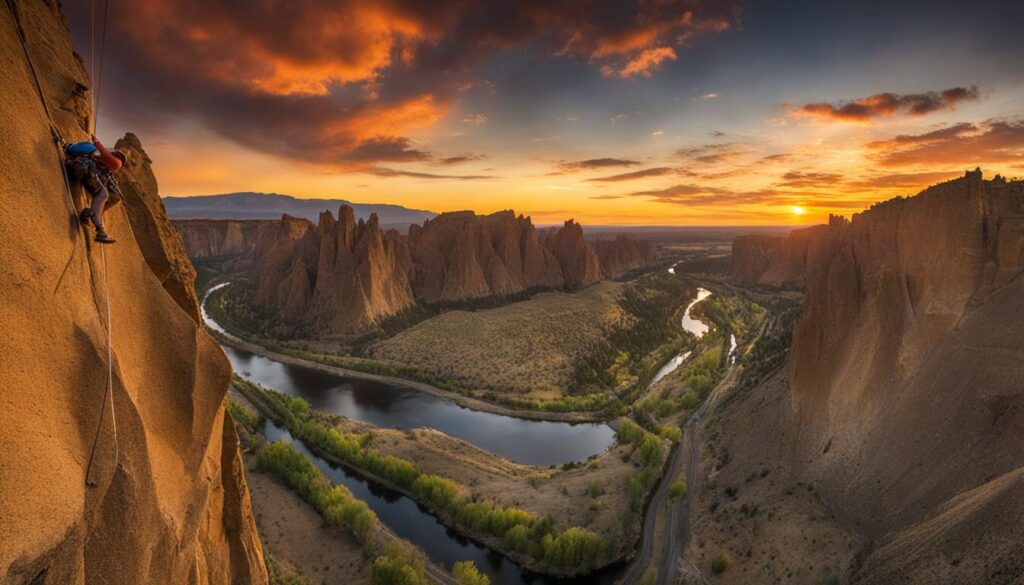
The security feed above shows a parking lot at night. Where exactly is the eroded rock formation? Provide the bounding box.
[0,2,266,582]
[244,209,657,337]
[408,210,565,302]
[543,220,602,288]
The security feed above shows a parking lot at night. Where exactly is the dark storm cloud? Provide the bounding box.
[791,86,980,122]
[66,0,737,169]
[586,167,675,182]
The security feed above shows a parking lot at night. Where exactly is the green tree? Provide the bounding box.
[670,481,687,499]
[452,560,490,585]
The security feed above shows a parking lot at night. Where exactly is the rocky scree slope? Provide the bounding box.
[0,2,266,583]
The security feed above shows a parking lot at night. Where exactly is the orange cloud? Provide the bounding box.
[606,47,678,78]
[866,120,1024,166]
[790,86,980,123]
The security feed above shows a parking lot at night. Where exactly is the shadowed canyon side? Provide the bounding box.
[790,172,1024,531]
[728,223,833,286]
[0,2,266,583]
[700,171,1024,583]
[184,208,660,337]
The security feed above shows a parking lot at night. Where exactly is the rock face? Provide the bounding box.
[729,224,829,286]
[408,210,565,303]
[173,218,278,260]
[246,210,657,337]
[543,220,602,288]
[0,2,266,583]
[591,235,658,279]
[254,209,415,335]
[789,171,1024,545]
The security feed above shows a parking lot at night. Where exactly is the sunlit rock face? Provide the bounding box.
[788,171,1024,537]
[247,209,659,337]
[0,2,266,582]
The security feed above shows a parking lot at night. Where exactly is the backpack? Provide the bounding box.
[65,141,98,157]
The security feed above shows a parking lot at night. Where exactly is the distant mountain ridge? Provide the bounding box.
[163,192,436,226]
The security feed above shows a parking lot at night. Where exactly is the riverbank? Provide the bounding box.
[209,327,614,424]
[237,380,637,579]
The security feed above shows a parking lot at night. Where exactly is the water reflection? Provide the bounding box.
[265,422,625,585]
[204,284,616,467]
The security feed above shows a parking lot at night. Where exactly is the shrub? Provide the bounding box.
[452,560,490,585]
[371,542,426,585]
[670,481,687,499]
[587,482,604,499]
[659,425,682,443]
[711,553,731,574]
[617,420,645,445]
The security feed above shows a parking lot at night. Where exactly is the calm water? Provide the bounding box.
[265,421,625,585]
[203,283,616,466]
[649,286,714,382]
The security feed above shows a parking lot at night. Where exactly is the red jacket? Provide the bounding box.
[93,140,122,172]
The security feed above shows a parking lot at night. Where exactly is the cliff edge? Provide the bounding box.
[0,2,266,583]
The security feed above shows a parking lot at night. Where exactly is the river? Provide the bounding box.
[264,421,625,585]
[201,284,616,467]
[650,286,713,383]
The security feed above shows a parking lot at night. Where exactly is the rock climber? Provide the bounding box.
[65,135,127,244]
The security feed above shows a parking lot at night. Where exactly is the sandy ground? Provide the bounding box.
[318,410,660,559]
[247,462,371,585]
[368,281,627,399]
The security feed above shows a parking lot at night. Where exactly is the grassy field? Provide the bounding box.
[368,281,629,400]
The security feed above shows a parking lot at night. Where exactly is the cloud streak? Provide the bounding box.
[866,120,1024,166]
[790,86,980,122]
[586,167,676,182]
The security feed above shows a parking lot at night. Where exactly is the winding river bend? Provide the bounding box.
[650,287,713,383]
[202,284,615,467]
[201,282,714,585]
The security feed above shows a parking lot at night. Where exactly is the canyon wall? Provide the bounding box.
[788,171,1024,540]
[0,2,266,583]
[591,234,658,279]
[242,209,657,337]
[729,224,830,286]
[173,218,278,259]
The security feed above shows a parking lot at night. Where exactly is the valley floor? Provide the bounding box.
[248,461,371,585]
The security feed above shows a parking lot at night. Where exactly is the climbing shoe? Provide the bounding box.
[79,208,95,226]
[94,230,116,244]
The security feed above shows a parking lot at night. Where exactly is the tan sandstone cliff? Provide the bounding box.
[0,2,266,583]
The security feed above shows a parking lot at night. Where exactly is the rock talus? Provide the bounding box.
[0,1,266,583]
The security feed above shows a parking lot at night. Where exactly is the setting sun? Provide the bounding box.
[792,206,807,216]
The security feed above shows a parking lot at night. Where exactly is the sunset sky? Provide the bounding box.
[68,0,1023,225]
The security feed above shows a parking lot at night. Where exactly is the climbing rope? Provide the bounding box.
[90,0,109,133]
[4,0,119,485]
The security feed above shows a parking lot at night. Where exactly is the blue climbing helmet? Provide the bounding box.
[65,141,98,157]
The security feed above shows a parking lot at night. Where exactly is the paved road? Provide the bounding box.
[623,313,771,585]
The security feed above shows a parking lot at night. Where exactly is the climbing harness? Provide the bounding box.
[4,0,118,486]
